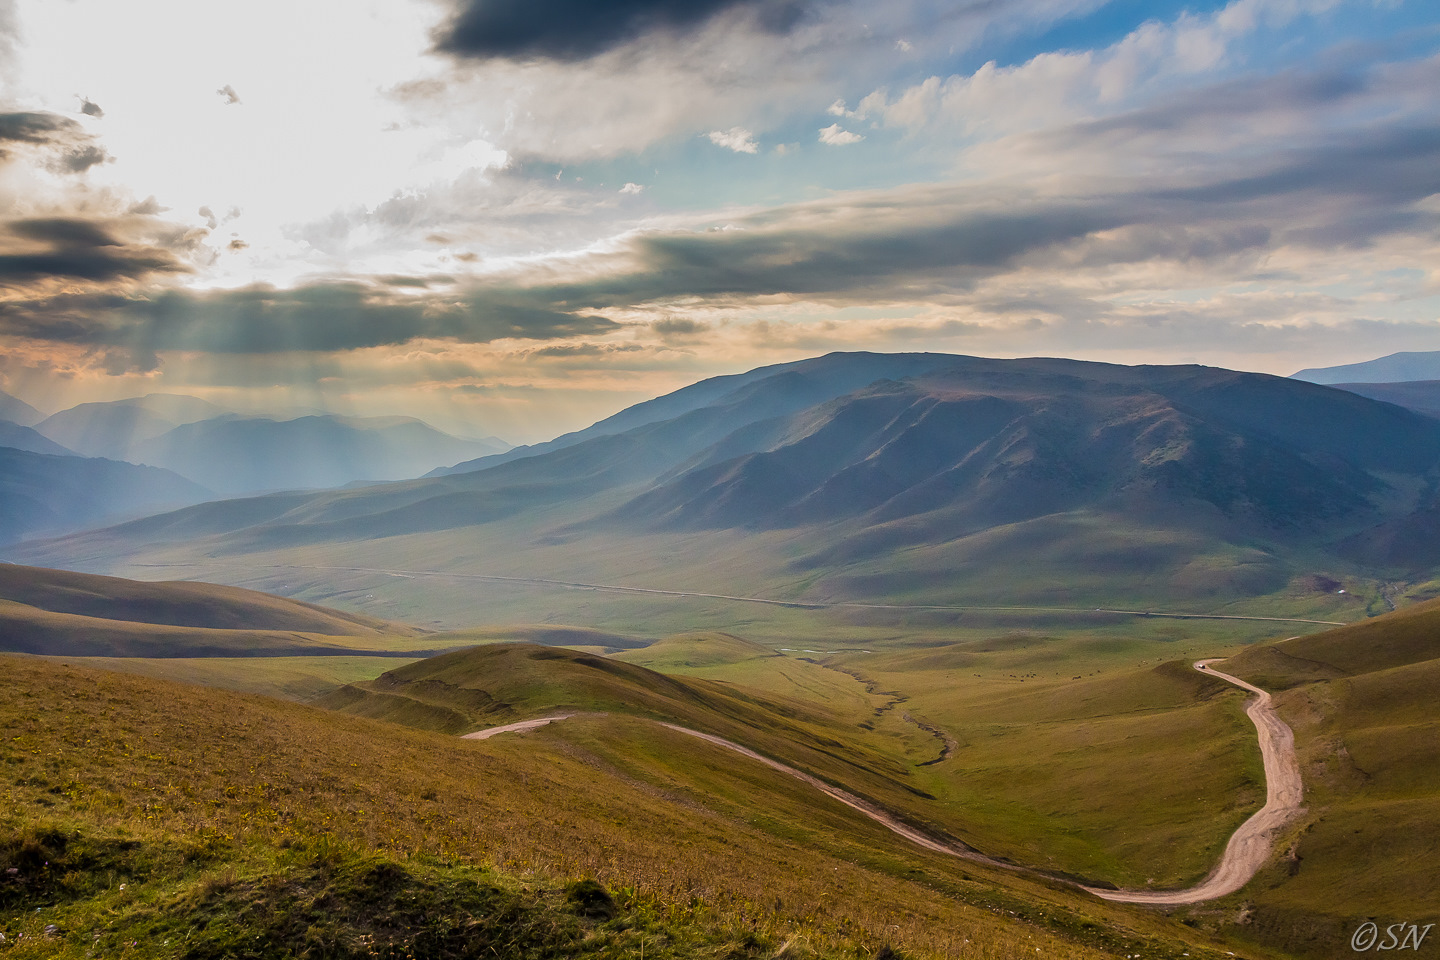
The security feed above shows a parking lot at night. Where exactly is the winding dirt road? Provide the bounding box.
[1085,660,1304,904]
[461,658,1303,905]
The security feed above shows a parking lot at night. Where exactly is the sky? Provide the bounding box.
[0,0,1437,442]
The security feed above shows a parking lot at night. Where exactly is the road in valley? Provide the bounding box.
[1083,660,1305,904]
[463,659,1304,906]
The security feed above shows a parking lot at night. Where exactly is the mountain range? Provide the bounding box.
[25,394,510,496]
[1293,349,1440,384]
[16,352,1440,613]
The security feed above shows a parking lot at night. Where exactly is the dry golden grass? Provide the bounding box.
[1,655,1261,960]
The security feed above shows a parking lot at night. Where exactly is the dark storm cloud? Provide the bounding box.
[434,0,814,61]
[0,110,111,172]
[0,111,80,147]
[0,218,188,284]
[0,282,619,363]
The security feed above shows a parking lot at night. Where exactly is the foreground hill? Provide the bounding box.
[1220,601,1440,956]
[2,656,1243,960]
[0,446,211,544]
[17,352,1440,618]
[0,563,426,657]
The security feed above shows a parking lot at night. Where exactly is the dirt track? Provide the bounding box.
[1083,660,1304,904]
[462,658,1302,905]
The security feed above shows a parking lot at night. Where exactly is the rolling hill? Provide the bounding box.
[17,353,1440,621]
[0,562,427,657]
[5,654,1251,960]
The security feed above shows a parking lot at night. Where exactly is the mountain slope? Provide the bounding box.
[17,352,1440,615]
[35,393,228,459]
[1333,379,1440,419]
[0,419,74,455]
[427,350,961,477]
[129,414,509,495]
[1293,349,1440,384]
[609,367,1432,536]
[0,388,43,426]
[0,447,211,544]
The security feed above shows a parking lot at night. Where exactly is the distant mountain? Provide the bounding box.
[0,447,211,544]
[1332,380,1440,420]
[35,393,228,460]
[427,352,958,477]
[0,389,44,426]
[128,414,510,496]
[1293,350,1440,385]
[0,420,74,456]
[18,352,1440,608]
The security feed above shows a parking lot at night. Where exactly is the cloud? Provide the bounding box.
[0,280,622,367]
[619,181,645,194]
[0,217,190,285]
[216,84,241,105]
[0,111,81,149]
[818,122,863,145]
[78,97,104,118]
[651,315,710,340]
[707,126,759,153]
[433,0,815,62]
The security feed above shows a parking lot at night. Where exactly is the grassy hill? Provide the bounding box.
[0,563,429,658]
[1,655,1262,960]
[1210,602,1440,957]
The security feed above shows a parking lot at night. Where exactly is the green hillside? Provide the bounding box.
[1,656,1258,960]
[1212,602,1440,957]
[0,563,429,658]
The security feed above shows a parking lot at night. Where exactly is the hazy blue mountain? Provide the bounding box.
[1332,381,1440,420]
[1293,351,1440,385]
[21,353,1440,591]
[36,394,228,460]
[0,447,211,544]
[0,389,44,427]
[0,420,75,456]
[127,414,510,496]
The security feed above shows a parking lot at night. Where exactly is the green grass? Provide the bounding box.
[1179,602,1440,958]
[28,655,421,702]
[2,655,1272,960]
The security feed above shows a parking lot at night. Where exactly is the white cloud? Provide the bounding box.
[619,182,644,194]
[707,126,759,153]
[818,123,864,145]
